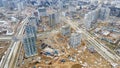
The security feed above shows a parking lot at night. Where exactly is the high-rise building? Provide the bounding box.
[0,0,3,7]
[84,8,99,29]
[49,13,60,27]
[24,24,37,40]
[2,0,20,10]
[25,25,35,35]
[69,33,81,48]
[17,2,24,11]
[28,16,39,29]
[23,23,38,57]
[84,7,110,30]
[99,7,110,20]
[84,13,92,29]
[2,0,9,9]
[57,0,63,10]
[1,0,26,10]
[23,34,37,57]
[38,7,47,18]
[8,1,17,10]
[61,25,71,36]
[49,13,55,27]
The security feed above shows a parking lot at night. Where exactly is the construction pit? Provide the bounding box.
[20,29,111,68]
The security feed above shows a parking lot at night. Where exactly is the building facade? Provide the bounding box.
[23,34,37,57]
[99,7,110,20]
[69,33,81,48]
[28,16,39,29]
[23,23,38,57]
[17,2,24,11]
[0,0,3,7]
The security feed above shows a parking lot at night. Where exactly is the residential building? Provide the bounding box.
[84,13,92,29]
[99,7,110,20]
[23,23,38,57]
[23,34,37,57]
[38,7,47,18]
[49,13,60,27]
[69,33,81,48]
[28,16,39,30]
[84,8,99,29]
[61,25,71,36]
[24,24,37,40]
[17,2,24,11]
[0,0,3,7]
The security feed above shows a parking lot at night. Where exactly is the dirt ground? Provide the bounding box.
[20,33,111,68]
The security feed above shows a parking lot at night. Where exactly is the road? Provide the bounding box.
[0,36,12,41]
[0,16,29,68]
[61,16,120,67]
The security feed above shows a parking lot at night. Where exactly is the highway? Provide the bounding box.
[0,16,29,68]
[61,17,120,67]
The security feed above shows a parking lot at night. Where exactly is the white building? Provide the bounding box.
[69,33,82,48]
[84,8,99,29]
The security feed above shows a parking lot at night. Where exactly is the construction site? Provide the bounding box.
[15,17,111,68]
[1,0,120,68]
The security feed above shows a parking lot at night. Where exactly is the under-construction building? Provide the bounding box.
[69,33,81,48]
[84,8,99,30]
[49,13,60,27]
[61,25,71,36]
